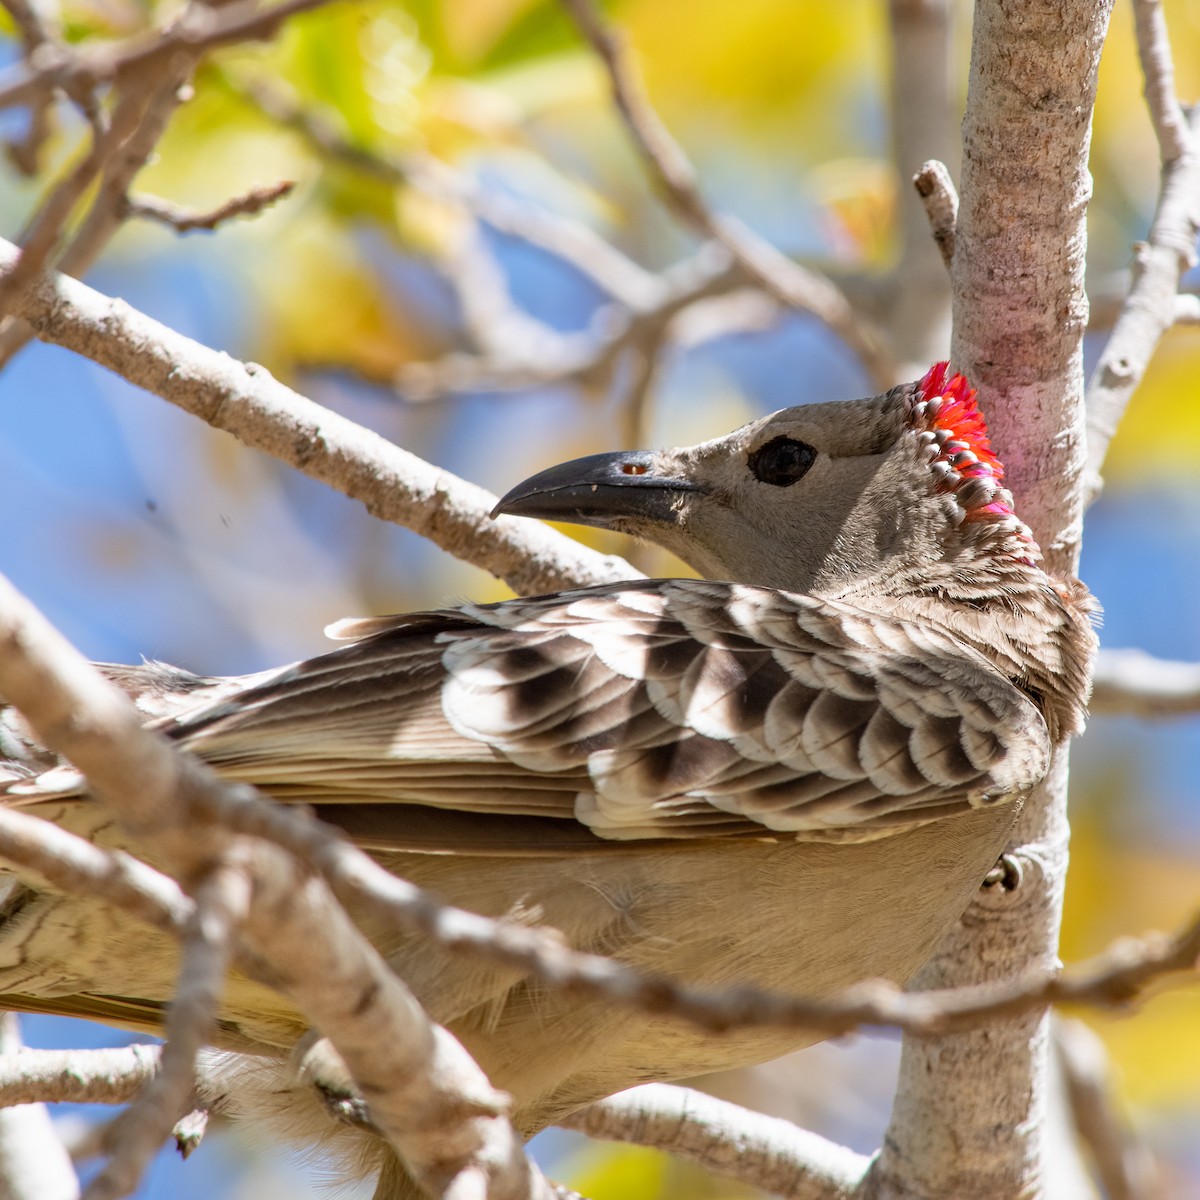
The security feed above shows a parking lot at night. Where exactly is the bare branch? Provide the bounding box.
[0,0,339,113]
[0,572,559,1200]
[1086,108,1200,493]
[396,242,746,403]
[238,77,664,311]
[562,1084,868,1200]
[1055,1017,1168,1200]
[885,0,957,377]
[0,1046,161,1108]
[85,856,250,1200]
[147,757,1200,1041]
[0,807,191,936]
[0,235,639,597]
[912,159,958,270]
[559,0,896,389]
[0,0,291,364]
[1090,648,1200,716]
[1,0,58,54]
[1174,292,1200,324]
[125,180,296,233]
[235,78,796,408]
[0,1016,79,1200]
[1,0,61,175]
[1132,0,1190,164]
[0,103,116,318]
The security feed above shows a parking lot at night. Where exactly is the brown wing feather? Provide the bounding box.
[161,581,1049,848]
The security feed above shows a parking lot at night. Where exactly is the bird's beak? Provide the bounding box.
[491,450,702,530]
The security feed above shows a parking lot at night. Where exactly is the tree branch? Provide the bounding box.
[0,0,61,176]
[125,181,296,233]
[1085,104,1199,492]
[1090,648,1200,716]
[0,806,191,936]
[559,0,896,389]
[84,855,249,1200]
[237,76,666,312]
[1131,0,1190,163]
[0,0,313,365]
[396,241,746,403]
[0,0,338,113]
[0,1046,161,1108]
[1055,1017,1167,1200]
[912,160,958,271]
[0,1015,79,1200]
[0,236,639,597]
[0,572,555,1200]
[562,1084,868,1200]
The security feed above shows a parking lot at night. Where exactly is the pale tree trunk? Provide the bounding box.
[871,2,1113,1197]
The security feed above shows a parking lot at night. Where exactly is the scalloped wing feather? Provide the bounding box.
[150,581,1049,846]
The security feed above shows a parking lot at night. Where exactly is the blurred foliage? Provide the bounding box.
[2,1,1200,1197]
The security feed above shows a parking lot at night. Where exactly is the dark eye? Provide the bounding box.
[748,436,817,487]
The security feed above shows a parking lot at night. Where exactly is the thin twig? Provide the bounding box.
[912,159,958,270]
[562,1084,867,1200]
[559,0,895,389]
[396,241,744,403]
[0,807,191,936]
[1132,0,1190,163]
[238,76,664,310]
[84,855,250,1200]
[125,181,296,233]
[237,76,797,408]
[1174,292,1200,324]
[237,78,768,405]
[0,0,272,364]
[1085,97,1200,494]
[0,98,120,318]
[1090,648,1200,716]
[1,0,57,53]
[0,1015,79,1200]
[1,0,62,175]
[0,0,341,113]
[1055,1017,1167,1200]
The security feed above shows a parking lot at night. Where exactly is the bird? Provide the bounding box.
[0,363,1095,1197]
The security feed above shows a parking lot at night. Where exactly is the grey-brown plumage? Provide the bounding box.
[0,366,1096,1195]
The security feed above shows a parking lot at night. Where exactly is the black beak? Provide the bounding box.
[491,450,702,530]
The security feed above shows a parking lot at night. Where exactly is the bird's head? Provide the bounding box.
[494,364,1041,604]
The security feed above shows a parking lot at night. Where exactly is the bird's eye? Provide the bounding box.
[747,437,817,487]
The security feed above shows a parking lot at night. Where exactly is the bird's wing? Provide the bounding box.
[143,580,1049,847]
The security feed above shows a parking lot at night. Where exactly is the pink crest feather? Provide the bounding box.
[913,364,1037,563]
[917,362,1004,476]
